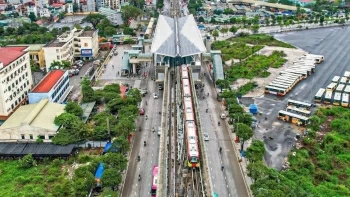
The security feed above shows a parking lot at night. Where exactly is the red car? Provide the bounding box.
[139,108,145,115]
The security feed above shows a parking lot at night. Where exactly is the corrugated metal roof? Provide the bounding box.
[213,54,224,81]
[32,70,65,93]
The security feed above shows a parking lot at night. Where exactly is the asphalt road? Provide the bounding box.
[254,26,350,170]
[201,65,249,197]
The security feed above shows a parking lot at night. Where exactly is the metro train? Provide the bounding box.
[181,65,200,168]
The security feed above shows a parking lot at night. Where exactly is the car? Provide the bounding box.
[157,127,162,136]
[203,133,209,141]
[158,85,163,90]
[140,88,147,96]
[139,108,145,115]
[153,93,158,99]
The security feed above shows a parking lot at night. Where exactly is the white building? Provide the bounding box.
[74,29,99,60]
[66,3,73,14]
[38,7,51,18]
[0,46,34,121]
[43,30,75,72]
[34,0,49,8]
[27,3,38,17]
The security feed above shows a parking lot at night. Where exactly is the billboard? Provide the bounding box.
[81,49,92,56]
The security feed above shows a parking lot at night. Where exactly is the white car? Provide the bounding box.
[203,133,209,141]
[153,93,158,99]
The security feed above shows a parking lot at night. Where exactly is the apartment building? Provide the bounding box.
[0,47,34,120]
[43,30,75,72]
[74,29,99,60]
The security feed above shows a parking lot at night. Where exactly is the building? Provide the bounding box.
[0,47,33,120]
[28,70,71,104]
[34,0,49,8]
[81,0,95,12]
[38,7,51,18]
[9,44,46,70]
[43,29,75,71]
[74,29,99,60]
[0,99,65,142]
[99,7,123,25]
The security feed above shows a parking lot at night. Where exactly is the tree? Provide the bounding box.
[19,154,36,169]
[210,17,216,24]
[229,25,238,34]
[82,13,106,29]
[58,12,65,20]
[100,187,119,197]
[198,16,205,23]
[64,102,83,117]
[73,0,79,12]
[235,123,253,151]
[50,60,71,70]
[84,26,92,31]
[121,5,142,24]
[212,30,219,40]
[216,79,230,92]
[111,136,130,154]
[73,171,95,196]
[251,24,260,34]
[246,140,265,163]
[81,77,96,103]
[123,27,134,35]
[62,26,71,32]
[130,0,145,9]
[28,12,37,22]
[104,26,116,36]
[103,153,127,171]
[73,23,82,29]
[101,168,122,189]
[220,28,228,36]
[0,26,4,36]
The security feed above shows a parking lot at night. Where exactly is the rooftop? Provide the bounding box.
[32,70,65,93]
[44,41,66,47]
[79,30,96,37]
[0,46,27,67]
[0,143,75,157]
[0,99,65,131]
[8,44,45,52]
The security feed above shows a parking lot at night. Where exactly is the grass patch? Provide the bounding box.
[226,51,287,81]
[229,33,295,48]
[237,81,257,95]
[212,41,264,61]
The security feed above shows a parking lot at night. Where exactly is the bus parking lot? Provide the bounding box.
[253,27,350,170]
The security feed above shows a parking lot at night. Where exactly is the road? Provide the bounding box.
[200,66,250,197]
[254,26,350,170]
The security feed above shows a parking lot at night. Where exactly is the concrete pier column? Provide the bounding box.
[133,63,137,74]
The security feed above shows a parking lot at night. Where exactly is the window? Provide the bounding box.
[29,135,33,140]
[39,135,45,140]
[84,43,88,47]
[11,104,14,109]
[49,135,54,139]
[21,134,25,139]
[57,56,60,60]
[8,86,11,91]
[56,49,59,53]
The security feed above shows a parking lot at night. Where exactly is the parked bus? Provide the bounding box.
[344,71,350,79]
[326,83,337,91]
[304,54,324,63]
[332,76,341,83]
[314,88,325,103]
[279,72,302,78]
[341,93,349,107]
[280,70,308,78]
[333,92,342,106]
[269,82,292,91]
[324,91,333,104]
[277,110,309,126]
[336,84,345,92]
[339,77,348,85]
[273,78,297,84]
[344,85,350,93]
[287,99,312,109]
[273,79,297,87]
[289,66,315,73]
[286,106,312,117]
[264,85,287,96]
[278,75,301,83]
[151,165,159,197]
[285,69,312,76]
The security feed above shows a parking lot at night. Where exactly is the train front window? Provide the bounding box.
[151,189,156,195]
[191,157,197,163]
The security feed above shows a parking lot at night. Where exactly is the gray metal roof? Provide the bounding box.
[151,15,206,57]
[213,54,225,81]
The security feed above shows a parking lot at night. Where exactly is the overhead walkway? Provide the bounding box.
[212,50,225,82]
[228,0,298,11]
[129,53,153,64]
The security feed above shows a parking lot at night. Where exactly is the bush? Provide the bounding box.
[18,154,36,169]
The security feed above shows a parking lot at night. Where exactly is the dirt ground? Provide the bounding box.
[229,46,306,97]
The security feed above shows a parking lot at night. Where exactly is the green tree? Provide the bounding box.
[100,187,119,197]
[198,16,205,23]
[64,102,83,117]
[18,154,36,169]
[58,12,65,19]
[61,26,70,32]
[121,5,142,24]
[73,23,82,29]
[84,26,92,31]
[220,28,228,36]
[245,140,265,163]
[50,60,71,70]
[82,13,106,29]
[111,136,130,154]
[28,12,37,22]
[73,0,79,12]
[5,27,15,36]
[212,30,219,40]
[73,173,95,196]
[103,153,127,171]
[320,15,325,25]
[81,77,96,103]
[104,26,116,36]
[229,25,238,34]
[129,0,145,9]
[216,79,230,92]
[101,168,122,189]
[123,27,134,35]
[235,123,253,151]
[0,26,4,36]
[251,24,260,34]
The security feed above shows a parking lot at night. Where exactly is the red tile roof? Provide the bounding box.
[0,47,27,67]
[32,70,65,93]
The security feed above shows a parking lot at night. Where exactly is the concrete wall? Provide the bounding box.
[0,125,57,142]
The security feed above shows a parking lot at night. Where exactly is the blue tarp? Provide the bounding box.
[249,104,258,114]
[103,142,112,153]
[95,163,105,179]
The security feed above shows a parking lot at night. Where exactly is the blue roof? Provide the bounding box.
[103,142,112,153]
[249,104,258,110]
[95,163,105,179]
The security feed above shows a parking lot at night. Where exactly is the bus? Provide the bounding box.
[279,73,303,81]
[278,75,301,83]
[304,54,324,63]
[333,92,342,106]
[326,82,337,91]
[336,84,345,92]
[344,85,350,93]
[264,85,287,96]
[292,63,316,69]
[273,79,297,87]
[288,66,315,73]
[344,71,350,79]
[279,72,302,78]
[324,91,333,104]
[341,93,349,107]
[277,110,309,126]
[285,69,312,76]
[314,88,326,103]
[332,76,340,83]
[269,82,292,91]
[339,77,348,85]
[280,71,308,78]
[151,165,159,197]
[287,99,312,109]
[286,106,312,117]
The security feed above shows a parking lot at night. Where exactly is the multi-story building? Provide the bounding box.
[26,2,38,17]
[81,0,95,12]
[8,44,46,70]
[0,47,34,120]
[43,29,75,71]
[74,29,99,60]
[34,0,49,8]
[99,7,123,25]
[28,70,70,104]
[38,7,51,17]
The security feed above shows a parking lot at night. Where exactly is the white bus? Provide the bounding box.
[264,85,287,96]
[344,85,350,94]
[287,99,312,109]
[285,69,312,76]
[314,88,325,103]
[277,110,309,126]
[326,83,337,91]
[278,75,302,82]
[336,84,345,92]
[280,71,305,79]
[333,92,342,106]
[324,91,333,104]
[281,70,309,78]
[286,106,312,117]
[292,63,316,69]
[332,76,341,83]
[288,66,315,73]
[344,71,350,79]
[341,93,349,107]
[304,54,324,63]
[269,82,292,91]
[273,78,297,86]
[339,77,348,85]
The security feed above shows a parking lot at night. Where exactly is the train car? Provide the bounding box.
[185,121,200,167]
[181,65,188,79]
[182,78,191,97]
[184,97,194,121]
[151,165,159,197]
[95,163,104,187]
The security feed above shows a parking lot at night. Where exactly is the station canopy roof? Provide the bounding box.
[151,14,206,57]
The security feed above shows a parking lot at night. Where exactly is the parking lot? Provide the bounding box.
[254,26,350,170]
